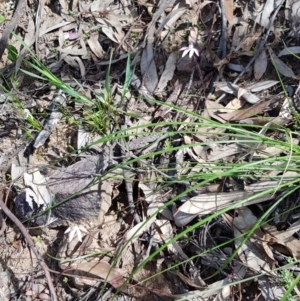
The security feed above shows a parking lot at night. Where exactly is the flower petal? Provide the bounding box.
[182,48,190,57]
[68,227,76,242]
[64,227,71,234]
[79,225,88,233]
[193,48,200,57]
[76,228,83,242]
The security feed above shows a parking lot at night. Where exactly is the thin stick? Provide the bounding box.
[219,0,227,59]
[119,127,141,224]
[0,187,58,301]
[0,0,26,61]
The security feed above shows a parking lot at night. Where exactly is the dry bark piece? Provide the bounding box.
[34,93,66,149]
[47,156,101,226]
[14,156,103,226]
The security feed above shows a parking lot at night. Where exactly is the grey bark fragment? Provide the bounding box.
[47,156,101,226]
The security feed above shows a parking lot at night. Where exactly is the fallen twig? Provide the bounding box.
[0,186,58,301]
[219,0,227,59]
[0,0,26,61]
[119,126,141,224]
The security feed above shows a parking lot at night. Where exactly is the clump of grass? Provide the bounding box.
[8,36,136,135]
[81,51,115,134]
[279,257,298,301]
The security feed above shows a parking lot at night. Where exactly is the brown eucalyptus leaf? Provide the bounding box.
[97,23,119,43]
[205,100,227,123]
[87,33,105,58]
[221,100,271,121]
[262,220,300,259]
[156,7,187,38]
[76,261,125,290]
[224,0,234,25]
[74,57,86,77]
[24,17,35,47]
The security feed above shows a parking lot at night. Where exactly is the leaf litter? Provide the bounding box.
[1,0,300,300]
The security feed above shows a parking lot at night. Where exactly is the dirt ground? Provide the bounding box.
[1,0,300,300]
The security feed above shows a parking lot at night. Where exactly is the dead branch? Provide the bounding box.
[0,0,26,61]
[0,186,58,301]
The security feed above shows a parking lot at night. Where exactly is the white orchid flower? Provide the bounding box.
[180,44,200,58]
[64,224,89,242]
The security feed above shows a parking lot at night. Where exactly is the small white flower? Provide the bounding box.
[64,224,89,242]
[23,109,32,119]
[180,44,199,58]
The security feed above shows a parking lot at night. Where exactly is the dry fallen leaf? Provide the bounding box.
[269,48,295,78]
[174,181,281,226]
[215,81,260,104]
[248,80,279,92]
[231,20,248,51]
[262,220,300,259]
[157,5,187,40]
[259,0,275,29]
[87,33,105,58]
[220,100,271,121]
[224,208,286,301]
[126,183,172,241]
[224,208,275,270]
[278,46,300,57]
[75,261,126,290]
[141,26,158,93]
[254,49,268,80]
[205,99,227,123]
[224,0,234,25]
[285,0,300,30]
[154,53,177,96]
